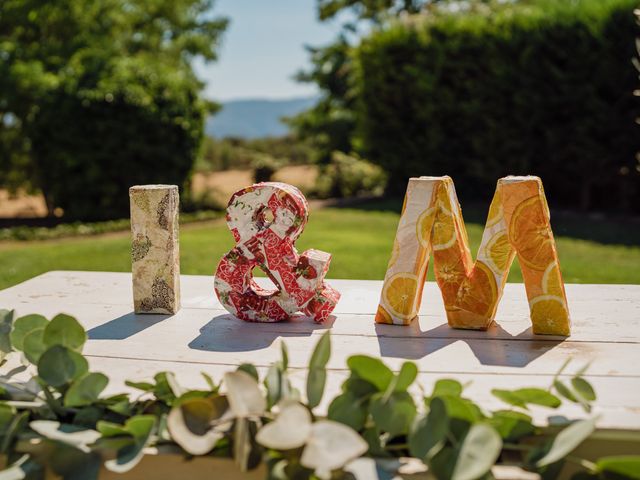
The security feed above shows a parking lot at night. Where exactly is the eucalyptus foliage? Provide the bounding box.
[0,309,638,479]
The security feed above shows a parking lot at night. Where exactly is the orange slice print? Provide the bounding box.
[456,261,498,318]
[382,273,419,320]
[510,196,554,271]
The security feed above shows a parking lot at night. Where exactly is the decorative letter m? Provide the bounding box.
[376,176,570,336]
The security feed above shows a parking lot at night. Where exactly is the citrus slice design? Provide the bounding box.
[432,206,456,251]
[455,261,498,318]
[486,189,503,228]
[510,196,554,271]
[434,248,466,306]
[375,305,393,324]
[542,261,564,297]
[530,295,570,335]
[382,273,419,320]
[484,231,512,275]
[388,238,401,268]
[416,207,436,248]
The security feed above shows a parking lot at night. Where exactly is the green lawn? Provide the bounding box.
[1,204,639,290]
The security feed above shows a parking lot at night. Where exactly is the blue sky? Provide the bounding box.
[194,0,344,102]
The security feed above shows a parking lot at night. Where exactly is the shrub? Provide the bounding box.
[252,153,283,183]
[198,136,318,173]
[0,0,227,221]
[314,151,388,198]
[27,77,206,220]
[354,0,640,212]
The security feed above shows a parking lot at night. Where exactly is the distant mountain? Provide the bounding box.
[206,96,318,139]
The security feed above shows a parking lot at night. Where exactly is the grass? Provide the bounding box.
[1,202,639,291]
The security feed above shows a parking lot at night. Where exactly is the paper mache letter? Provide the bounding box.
[130,185,181,315]
[214,182,340,323]
[376,176,570,336]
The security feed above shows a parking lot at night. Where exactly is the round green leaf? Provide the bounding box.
[554,380,578,403]
[0,309,14,359]
[237,363,259,381]
[343,376,378,399]
[395,362,418,391]
[452,423,502,480]
[48,443,101,479]
[256,402,311,450]
[432,379,463,397]
[409,397,448,461]
[22,327,46,364]
[10,314,48,351]
[64,372,109,407]
[347,355,393,392]
[300,420,368,478]
[492,388,561,409]
[571,377,596,402]
[167,397,228,455]
[328,391,367,431]
[490,410,535,441]
[0,404,16,432]
[43,314,87,351]
[224,370,266,417]
[439,395,483,424]
[103,437,146,473]
[596,455,640,479]
[536,417,597,467]
[37,345,88,387]
[97,421,129,438]
[98,414,156,472]
[124,415,156,440]
[369,391,416,437]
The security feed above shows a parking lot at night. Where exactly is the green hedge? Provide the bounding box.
[354,0,640,212]
[26,67,206,221]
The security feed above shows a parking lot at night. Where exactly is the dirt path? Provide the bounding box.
[0,165,319,219]
[0,190,48,218]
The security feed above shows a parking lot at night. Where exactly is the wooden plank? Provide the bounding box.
[2,298,639,377]
[1,272,639,344]
[3,271,640,315]
[1,271,639,433]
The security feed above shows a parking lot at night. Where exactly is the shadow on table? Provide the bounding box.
[375,322,566,368]
[188,313,336,352]
[88,312,171,340]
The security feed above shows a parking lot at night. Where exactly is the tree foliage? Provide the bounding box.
[290,0,491,166]
[286,36,356,164]
[354,0,640,211]
[0,0,228,219]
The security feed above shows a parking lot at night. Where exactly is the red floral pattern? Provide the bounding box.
[214,182,340,323]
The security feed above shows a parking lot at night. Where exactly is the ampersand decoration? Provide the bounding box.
[214,182,341,323]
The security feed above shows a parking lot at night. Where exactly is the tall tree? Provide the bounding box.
[289,0,446,163]
[290,0,511,164]
[0,0,227,219]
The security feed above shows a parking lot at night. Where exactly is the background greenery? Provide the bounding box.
[353,0,640,211]
[0,0,227,220]
[1,0,639,289]
[1,201,638,290]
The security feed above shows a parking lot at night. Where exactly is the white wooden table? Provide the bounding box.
[1,271,639,434]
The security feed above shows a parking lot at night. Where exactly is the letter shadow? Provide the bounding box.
[375,321,566,368]
[88,312,171,340]
[189,313,336,353]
